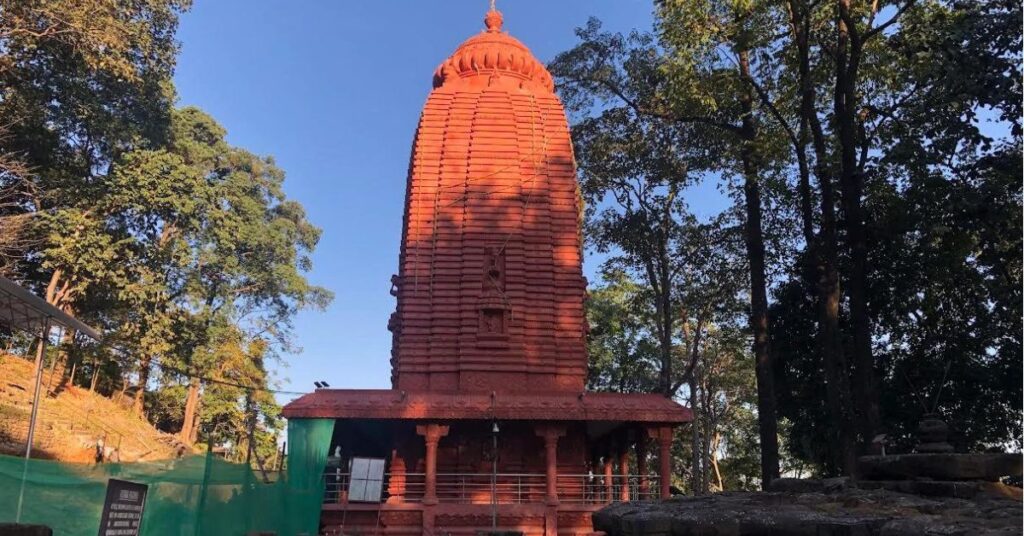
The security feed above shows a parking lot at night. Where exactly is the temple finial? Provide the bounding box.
[485,1,503,32]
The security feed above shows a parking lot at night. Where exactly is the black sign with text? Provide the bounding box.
[97,478,148,536]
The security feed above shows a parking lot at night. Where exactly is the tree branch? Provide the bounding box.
[564,76,744,135]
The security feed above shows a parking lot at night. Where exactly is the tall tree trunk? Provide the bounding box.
[180,377,201,445]
[49,325,76,392]
[657,288,673,397]
[89,357,100,392]
[836,0,881,449]
[738,49,780,490]
[711,433,724,491]
[244,392,256,465]
[133,357,151,416]
[645,187,678,398]
[689,372,702,494]
[700,376,712,494]
[116,375,129,403]
[189,407,200,445]
[789,0,859,475]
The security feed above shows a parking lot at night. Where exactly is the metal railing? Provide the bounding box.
[435,473,546,504]
[557,474,662,504]
[323,470,660,505]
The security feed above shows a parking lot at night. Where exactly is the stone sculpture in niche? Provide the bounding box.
[478,246,509,341]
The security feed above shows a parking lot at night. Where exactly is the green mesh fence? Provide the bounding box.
[0,418,336,536]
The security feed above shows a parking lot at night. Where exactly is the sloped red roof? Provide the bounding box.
[282,389,690,424]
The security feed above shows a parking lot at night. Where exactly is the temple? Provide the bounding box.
[282,8,690,536]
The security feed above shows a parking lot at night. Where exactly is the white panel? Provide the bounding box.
[368,458,386,480]
[350,458,370,479]
[349,479,369,501]
[347,457,386,503]
[364,479,383,502]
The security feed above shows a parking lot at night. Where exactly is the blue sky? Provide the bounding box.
[172,1,671,402]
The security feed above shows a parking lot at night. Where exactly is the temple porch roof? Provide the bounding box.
[282,389,690,424]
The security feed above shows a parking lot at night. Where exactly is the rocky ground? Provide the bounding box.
[593,480,1022,536]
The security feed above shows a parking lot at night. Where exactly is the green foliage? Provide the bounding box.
[0,1,330,458]
[586,271,661,393]
[0,0,188,270]
[559,0,1021,483]
[556,20,765,488]
[770,0,1022,468]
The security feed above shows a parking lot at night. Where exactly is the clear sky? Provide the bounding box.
[172,1,662,403]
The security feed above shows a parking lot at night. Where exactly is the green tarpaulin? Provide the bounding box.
[0,418,335,536]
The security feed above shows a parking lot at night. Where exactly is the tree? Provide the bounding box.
[561,0,1021,482]
[770,0,1022,471]
[552,4,788,487]
[100,106,330,439]
[0,0,188,276]
[586,270,661,394]
[0,1,331,454]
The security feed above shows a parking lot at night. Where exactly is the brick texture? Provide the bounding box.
[389,10,587,393]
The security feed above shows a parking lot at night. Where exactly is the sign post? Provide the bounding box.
[97,478,148,536]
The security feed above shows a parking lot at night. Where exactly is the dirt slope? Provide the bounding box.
[0,355,193,463]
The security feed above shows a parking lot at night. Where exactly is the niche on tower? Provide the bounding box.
[478,245,509,346]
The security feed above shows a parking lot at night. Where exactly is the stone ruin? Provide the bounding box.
[593,414,1022,536]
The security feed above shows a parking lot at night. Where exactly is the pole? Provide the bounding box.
[16,317,52,523]
[491,421,498,529]
[25,317,51,459]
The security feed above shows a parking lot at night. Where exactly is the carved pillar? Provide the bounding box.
[535,424,566,506]
[636,436,650,498]
[618,445,630,502]
[649,426,674,499]
[416,423,449,505]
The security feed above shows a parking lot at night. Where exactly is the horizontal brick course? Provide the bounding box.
[391,13,586,393]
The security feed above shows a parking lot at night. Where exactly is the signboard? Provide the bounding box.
[97,478,148,536]
[348,457,385,502]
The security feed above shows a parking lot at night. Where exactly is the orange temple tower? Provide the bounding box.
[283,8,689,536]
